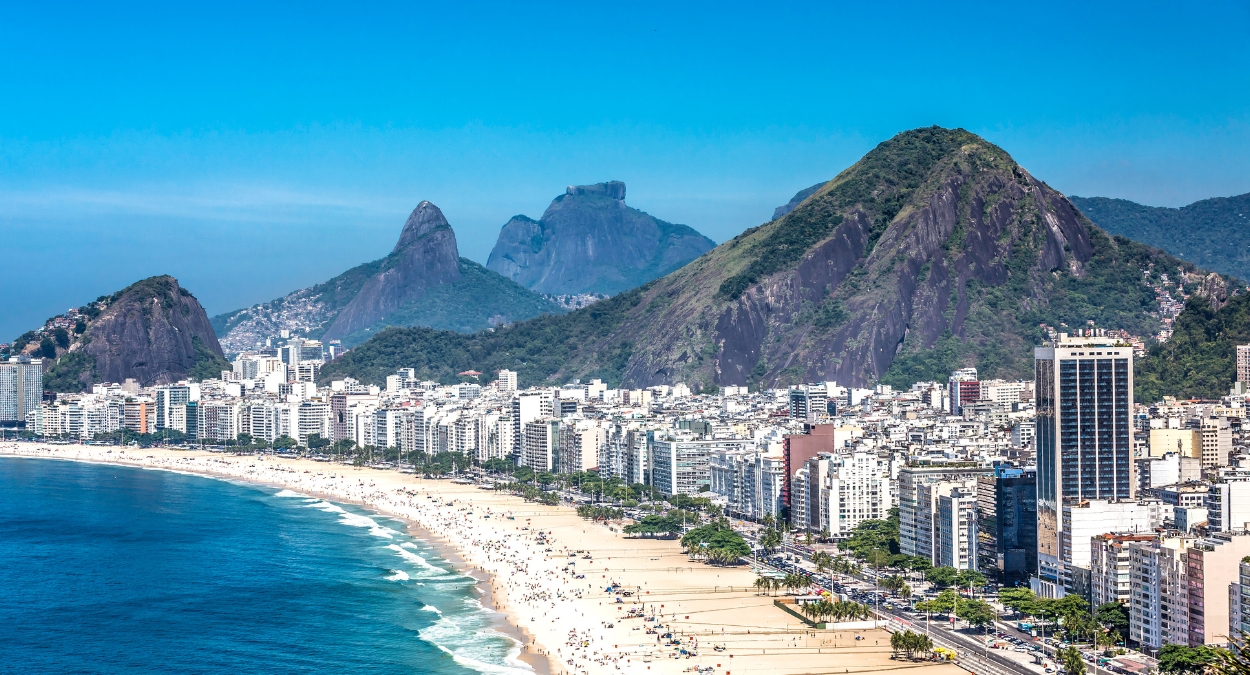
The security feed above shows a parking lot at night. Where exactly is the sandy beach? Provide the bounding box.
[0,442,963,675]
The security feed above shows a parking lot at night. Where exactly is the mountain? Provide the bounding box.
[15,276,231,392]
[211,202,563,352]
[1070,193,1250,280]
[773,182,825,220]
[485,181,716,296]
[322,127,1221,390]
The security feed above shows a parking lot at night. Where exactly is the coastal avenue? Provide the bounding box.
[750,552,1041,675]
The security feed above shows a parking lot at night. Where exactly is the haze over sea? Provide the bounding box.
[0,457,528,675]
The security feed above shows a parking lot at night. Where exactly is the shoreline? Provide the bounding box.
[1,442,963,675]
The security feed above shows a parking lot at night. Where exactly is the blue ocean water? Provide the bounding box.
[0,457,529,675]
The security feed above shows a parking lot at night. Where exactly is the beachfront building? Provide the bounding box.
[651,434,749,497]
[522,418,560,473]
[898,463,994,559]
[556,418,604,473]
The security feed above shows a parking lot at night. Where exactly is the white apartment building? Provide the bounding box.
[522,418,560,473]
[936,485,978,570]
[1130,535,1194,651]
[650,436,748,497]
[820,447,890,537]
[1091,534,1156,608]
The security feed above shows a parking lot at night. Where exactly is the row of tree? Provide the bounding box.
[889,631,933,660]
[801,599,871,624]
[752,573,813,596]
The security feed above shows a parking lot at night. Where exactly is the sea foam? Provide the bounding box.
[306,500,396,539]
[387,543,446,574]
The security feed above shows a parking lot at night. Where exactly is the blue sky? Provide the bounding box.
[2,1,1248,339]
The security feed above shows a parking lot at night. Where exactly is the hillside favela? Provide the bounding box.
[4,5,1250,675]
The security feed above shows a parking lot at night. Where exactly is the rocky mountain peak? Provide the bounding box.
[322,201,463,342]
[566,181,626,200]
[38,275,229,391]
[486,181,714,296]
[394,200,452,252]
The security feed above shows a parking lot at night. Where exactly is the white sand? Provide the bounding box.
[1,443,963,675]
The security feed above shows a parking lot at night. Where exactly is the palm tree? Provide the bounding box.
[754,576,769,595]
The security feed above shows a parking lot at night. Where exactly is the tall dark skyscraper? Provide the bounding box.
[1034,333,1134,596]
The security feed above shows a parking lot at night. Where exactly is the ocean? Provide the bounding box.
[0,457,531,675]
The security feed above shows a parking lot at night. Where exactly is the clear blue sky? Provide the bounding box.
[2,1,1248,340]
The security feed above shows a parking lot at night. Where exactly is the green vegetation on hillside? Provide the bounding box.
[188,335,232,381]
[43,351,95,392]
[338,259,564,346]
[719,126,975,300]
[1136,293,1250,402]
[1072,193,1250,280]
[319,284,649,387]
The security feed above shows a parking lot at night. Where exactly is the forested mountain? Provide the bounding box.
[322,127,1225,390]
[486,181,715,296]
[12,276,230,392]
[211,202,562,352]
[1071,192,1250,280]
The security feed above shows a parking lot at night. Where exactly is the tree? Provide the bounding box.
[39,337,57,359]
[812,551,833,575]
[307,433,330,450]
[1094,602,1129,643]
[1059,645,1086,675]
[273,435,297,450]
[928,589,957,615]
[1212,634,1250,674]
[956,598,995,628]
[924,566,960,588]
[958,569,987,589]
[999,587,1037,616]
[1159,645,1220,674]
[236,433,253,446]
[758,527,782,552]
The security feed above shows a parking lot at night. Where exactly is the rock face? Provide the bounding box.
[322,202,462,342]
[83,276,226,386]
[325,127,1209,391]
[485,181,715,296]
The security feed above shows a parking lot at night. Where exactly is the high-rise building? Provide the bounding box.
[1034,333,1134,596]
[154,385,191,430]
[948,367,980,415]
[512,391,551,459]
[0,356,43,424]
[522,418,560,473]
[788,386,828,423]
[497,369,518,393]
[650,436,748,497]
[1238,344,1250,384]
[898,463,995,558]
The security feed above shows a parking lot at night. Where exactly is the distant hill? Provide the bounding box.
[486,181,716,296]
[211,202,563,352]
[12,275,231,392]
[772,182,825,220]
[323,127,1224,390]
[1071,193,1250,279]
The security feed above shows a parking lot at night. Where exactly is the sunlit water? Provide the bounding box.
[0,457,530,675]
